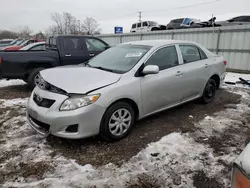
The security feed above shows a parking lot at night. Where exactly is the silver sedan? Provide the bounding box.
[27,40,226,141]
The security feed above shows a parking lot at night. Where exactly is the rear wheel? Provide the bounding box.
[151,27,159,31]
[201,79,216,104]
[100,102,135,141]
[27,68,45,88]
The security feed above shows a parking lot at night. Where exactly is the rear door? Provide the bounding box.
[60,36,89,66]
[177,44,211,101]
[85,37,109,58]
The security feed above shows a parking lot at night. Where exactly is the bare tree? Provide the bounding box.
[0,30,18,39]
[50,12,79,35]
[18,26,32,38]
[51,12,64,34]
[82,17,101,35]
[48,12,101,35]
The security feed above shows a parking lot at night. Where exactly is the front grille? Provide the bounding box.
[33,93,55,108]
[29,115,50,132]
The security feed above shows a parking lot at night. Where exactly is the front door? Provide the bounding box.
[140,45,183,116]
[61,36,88,65]
[177,44,211,101]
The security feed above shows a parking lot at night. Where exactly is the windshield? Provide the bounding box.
[9,39,19,45]
[18,40,29,46]
[88,45,151,73]
[15,39,25,46]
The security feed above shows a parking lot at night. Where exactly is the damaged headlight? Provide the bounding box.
[35,73,49,90]
[35,73,67,95]
[60,94,100,111]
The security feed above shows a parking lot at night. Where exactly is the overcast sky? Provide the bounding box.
[0,0,250,34]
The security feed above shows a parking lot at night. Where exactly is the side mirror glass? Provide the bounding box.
[142,65,159,75]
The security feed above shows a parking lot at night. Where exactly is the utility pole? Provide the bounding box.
[78,20,81,34]
[138,11,142,22]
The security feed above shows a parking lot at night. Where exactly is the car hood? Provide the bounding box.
[40,66,121,94]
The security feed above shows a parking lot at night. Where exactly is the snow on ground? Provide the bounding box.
[1,73,250,187]
[0,85,250,188]
[225,72,250,89]
[0,79,25,88]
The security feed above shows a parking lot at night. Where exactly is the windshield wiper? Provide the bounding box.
[92,66,114,72]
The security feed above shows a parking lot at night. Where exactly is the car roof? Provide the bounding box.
[120,40,197,47]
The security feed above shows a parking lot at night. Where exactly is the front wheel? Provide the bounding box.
[100,102,135,141]
[27,68,45,88]
[200,79,216,104]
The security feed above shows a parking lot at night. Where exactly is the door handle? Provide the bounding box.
[89,53,95,57]
[204,64,210,68]
[175,71,183,76]
[65,54,71,57]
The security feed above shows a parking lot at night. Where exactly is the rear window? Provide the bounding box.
[132,24,136,28]
[46,37,57,48]
[137,23,142,28]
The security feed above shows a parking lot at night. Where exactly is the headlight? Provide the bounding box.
[60,94,100,111]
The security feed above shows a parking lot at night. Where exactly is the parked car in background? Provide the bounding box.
[0,39,13,45]
[166,17,216,30]
[4,39,39,51]
[19,42,45,51]
[216,16,250,27]
[26,40,226,141]
[0,35,110,87]
[231,143,250,187]
[130,21,166,32]
[0,38,23,48]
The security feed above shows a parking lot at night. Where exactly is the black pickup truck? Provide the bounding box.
[0,35,110,87]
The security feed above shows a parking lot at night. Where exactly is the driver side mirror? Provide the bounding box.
[142,65,159,75]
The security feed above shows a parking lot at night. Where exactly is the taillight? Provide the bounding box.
[0,57,2,64]
[224,60,227,65]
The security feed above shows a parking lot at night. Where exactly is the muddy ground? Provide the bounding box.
[0,83,249,188]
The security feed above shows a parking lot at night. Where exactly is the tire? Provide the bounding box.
[200,79,216,104]
[151,27,159,31]
[27,68,45,88]
[100,102,135,141]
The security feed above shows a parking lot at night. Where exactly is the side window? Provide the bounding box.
[30,45,45,51]
[146,46,179,71]
[137,23,142,28]
[63,38,80,51]
[86,38,107,51]
[132,24,136,29]
[143,22,148,27]
[179,45,203,63]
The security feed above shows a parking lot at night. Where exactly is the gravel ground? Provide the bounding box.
[0,82,249,187]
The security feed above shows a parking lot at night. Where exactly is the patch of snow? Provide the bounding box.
[225,72,250,83]
[225,72,250,89]
[0,98,28,107]
[0,79,25,88]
